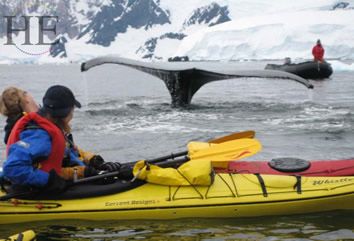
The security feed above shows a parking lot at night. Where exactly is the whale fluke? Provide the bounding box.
[81,56,313,107]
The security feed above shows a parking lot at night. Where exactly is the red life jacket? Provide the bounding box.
[6,112,65,175]
[312,44,324,61]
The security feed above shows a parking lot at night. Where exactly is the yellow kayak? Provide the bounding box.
[0,173,353,224]
[0,230,35,241]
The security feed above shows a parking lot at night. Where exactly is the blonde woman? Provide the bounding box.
[0,87,39,144]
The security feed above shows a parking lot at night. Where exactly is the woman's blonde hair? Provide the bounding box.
[55,118,72,134]
[45,111,73,134]
[0,87,24,119]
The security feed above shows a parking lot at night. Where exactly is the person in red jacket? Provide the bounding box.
[312,39,325,62]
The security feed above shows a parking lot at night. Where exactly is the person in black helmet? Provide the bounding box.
[3,85,116,193]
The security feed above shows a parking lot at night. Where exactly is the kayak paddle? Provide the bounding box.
[127,130,256,166]
[0,131,257,200]
[74,138,262,184]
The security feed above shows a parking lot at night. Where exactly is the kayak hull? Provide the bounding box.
[265,61,333,79]
[1,173,353,224]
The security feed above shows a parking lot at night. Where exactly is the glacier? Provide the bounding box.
[174,10,354,61]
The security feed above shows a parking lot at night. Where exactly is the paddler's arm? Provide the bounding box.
[3,129,51,187]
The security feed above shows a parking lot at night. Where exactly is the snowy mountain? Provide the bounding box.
[78,0,171,47]
[0,0,353,64]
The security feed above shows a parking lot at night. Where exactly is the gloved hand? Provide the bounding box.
[43,170,72,193]
[84,166,100,177]
[99,162,121,172]
[117,164,134,179]
[89,155,105,169]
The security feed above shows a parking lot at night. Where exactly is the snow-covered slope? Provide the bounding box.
[175,10,354,61]
[0,0,353,64]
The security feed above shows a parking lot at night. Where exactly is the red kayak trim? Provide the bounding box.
[215,158,354,176]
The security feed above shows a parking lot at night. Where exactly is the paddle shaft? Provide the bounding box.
[127,151,187,166]
[152,157,190,168]
[74,156,191,185]
[74,171,120,184]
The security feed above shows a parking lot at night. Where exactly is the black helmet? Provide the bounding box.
[42,85,81,118]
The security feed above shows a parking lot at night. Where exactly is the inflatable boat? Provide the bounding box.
[265,61,333,79]
[216,158,354,176]
[0,172,353,224]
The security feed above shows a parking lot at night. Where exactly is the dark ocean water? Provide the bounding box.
[0,61,353,240]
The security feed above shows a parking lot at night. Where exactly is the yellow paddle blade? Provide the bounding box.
[209,130,255,144]
[190,139,262,168]
[1,230,36,241]
[187,142,214,155]
[187,130,256,155]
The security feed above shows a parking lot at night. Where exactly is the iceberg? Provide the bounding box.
[328,60,354,72]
